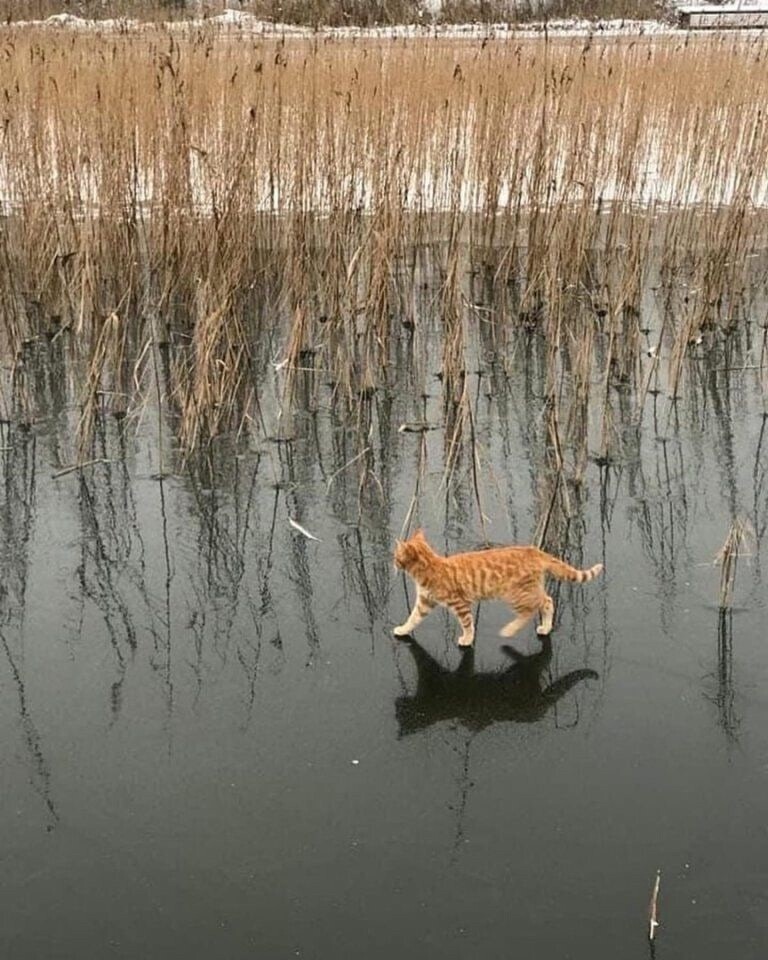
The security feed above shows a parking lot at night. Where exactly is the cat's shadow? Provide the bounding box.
[395,636,598,737]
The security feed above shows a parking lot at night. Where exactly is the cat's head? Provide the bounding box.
[393,528,428,570]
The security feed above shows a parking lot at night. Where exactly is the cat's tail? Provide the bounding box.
[543,556,604,583]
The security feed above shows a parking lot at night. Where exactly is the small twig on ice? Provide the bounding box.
[52,458,112,479]
[648,869,661,941]
[288,517,321,541]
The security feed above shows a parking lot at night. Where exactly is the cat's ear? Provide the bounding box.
[413,528,425,540]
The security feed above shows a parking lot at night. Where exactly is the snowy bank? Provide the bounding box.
[6,9,678,39]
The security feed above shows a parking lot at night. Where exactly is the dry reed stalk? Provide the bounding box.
[0,28,764,444]
[78,310,124,459]
[715,516,754,610]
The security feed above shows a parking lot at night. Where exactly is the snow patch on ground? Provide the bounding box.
[5,10,679,38]
[207,9,267,27]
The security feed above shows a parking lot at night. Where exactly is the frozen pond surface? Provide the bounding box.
[1,277,768,959]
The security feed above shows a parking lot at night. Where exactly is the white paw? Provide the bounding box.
[457,634,474,647]
[536,625,552,636]
[393,624,411,637]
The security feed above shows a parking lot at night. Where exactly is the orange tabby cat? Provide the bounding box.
[393,529,603,646]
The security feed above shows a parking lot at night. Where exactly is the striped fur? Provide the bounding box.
[393,529,603,646]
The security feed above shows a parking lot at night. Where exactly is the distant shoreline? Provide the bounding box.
[2,10,679,38]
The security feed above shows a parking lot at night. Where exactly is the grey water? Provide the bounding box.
[2,283,768,960]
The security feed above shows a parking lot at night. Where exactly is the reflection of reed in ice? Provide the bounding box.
[0,426,58,827]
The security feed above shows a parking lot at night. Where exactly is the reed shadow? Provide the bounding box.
[395,636,598,737]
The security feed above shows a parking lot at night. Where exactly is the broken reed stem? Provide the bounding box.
[715,516,753,610]
[648,869,661,941]
[400,421,429,538]
[51,458,112,479]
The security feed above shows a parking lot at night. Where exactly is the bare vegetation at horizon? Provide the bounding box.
[0,0,662,26]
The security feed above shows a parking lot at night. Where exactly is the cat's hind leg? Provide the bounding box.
[394,590,437,637]
[499,611,534,639]
[447,600,475,647]
[499,580,544,637]
[536,594,555,636]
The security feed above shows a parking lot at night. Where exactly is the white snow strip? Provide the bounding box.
[4,10,680,38]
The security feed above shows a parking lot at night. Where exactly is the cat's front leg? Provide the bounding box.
[449,600,475,646]
[394,590,436,636]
